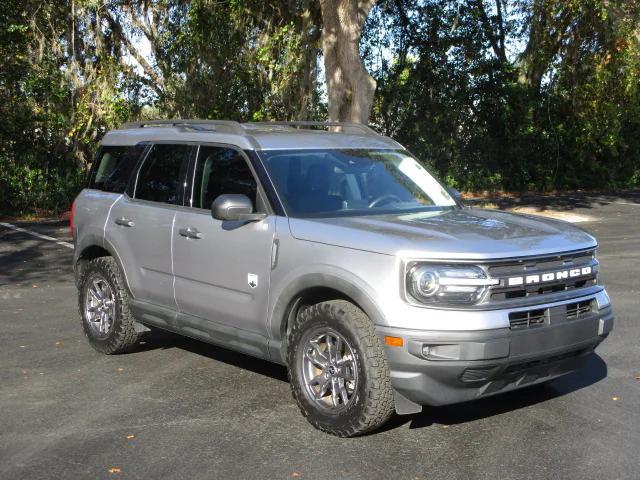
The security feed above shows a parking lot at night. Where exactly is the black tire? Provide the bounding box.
[78,256,141,354]
[287,300,395,437]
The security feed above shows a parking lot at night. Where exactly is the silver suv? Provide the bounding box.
[72,120,614,437]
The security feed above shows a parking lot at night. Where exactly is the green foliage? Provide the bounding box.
[0,155,86,215]
[367,0,640,192]
[1,0,639,216]
[0,0,142,214]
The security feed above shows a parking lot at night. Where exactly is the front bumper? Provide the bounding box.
[379,300,614,410]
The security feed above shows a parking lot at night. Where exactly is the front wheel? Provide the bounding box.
[287,300,395,437]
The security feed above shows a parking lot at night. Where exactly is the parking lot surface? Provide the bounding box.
[1,196,639,480]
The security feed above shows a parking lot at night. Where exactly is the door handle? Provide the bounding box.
[115,217,135,227]
[178,227,203,239]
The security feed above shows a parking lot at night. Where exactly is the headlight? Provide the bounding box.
[406,264,498,306]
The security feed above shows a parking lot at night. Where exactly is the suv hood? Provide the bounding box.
[288,208,596,260]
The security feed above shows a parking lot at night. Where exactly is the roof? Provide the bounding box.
[100,120,403,151]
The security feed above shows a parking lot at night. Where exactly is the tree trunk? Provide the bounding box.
[320,0,377,124]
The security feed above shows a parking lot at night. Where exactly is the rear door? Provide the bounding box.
[105,143,192,309]
[75,145,145,249]
[172,145,275,341]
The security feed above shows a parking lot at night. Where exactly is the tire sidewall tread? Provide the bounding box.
[287,299,394,437]
[78,257,140,354]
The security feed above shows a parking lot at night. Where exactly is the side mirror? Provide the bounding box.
[211,194,267,222]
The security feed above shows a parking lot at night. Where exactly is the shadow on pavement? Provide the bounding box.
[136,327,607,433]
[0,219,73,286]
[0,244,73,286]
[135,328,289,382]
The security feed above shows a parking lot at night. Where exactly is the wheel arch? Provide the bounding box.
[74,238,131,295]
[269,273,387,363]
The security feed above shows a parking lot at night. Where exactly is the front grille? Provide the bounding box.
[509,308,548,329]
[486,249,598,305]
[566,300,593,319]
[490,278,596,301]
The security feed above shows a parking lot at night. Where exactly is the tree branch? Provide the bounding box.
[475,0,506,62]
[495,0,506,57]
[103,9,165,95]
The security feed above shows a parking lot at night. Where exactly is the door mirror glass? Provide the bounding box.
[211,194,266,222]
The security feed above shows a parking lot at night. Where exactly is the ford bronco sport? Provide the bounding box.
[72,120,614,437]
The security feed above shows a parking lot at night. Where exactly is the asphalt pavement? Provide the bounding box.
[1,196,639,480]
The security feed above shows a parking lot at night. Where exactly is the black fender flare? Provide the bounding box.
[74,236,133,296]
[267,272,387,362]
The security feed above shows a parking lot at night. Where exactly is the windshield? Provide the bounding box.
[260,149,457,218]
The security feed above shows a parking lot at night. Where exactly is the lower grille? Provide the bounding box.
[504,348,590,375]
[460,365,500,383]
[566,300,593,319]
[509,308,548,329]
[509,297,595,329]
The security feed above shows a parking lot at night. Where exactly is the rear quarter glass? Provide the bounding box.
[88,145,146,193]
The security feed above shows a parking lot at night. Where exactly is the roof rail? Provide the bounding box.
[120,119,380,137]
[120,119,245,135]
[247,121,378,136]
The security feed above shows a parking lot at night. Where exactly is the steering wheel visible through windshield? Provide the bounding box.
[259,149,457,218]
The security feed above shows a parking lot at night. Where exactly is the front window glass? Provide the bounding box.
[260,149,456,217]
[191,146,257,209]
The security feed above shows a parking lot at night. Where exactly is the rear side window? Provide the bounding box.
[191,146,257,209]
[89,145,142,193]
[134,144,191,205]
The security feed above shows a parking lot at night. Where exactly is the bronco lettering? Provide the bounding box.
[508,266,593,287]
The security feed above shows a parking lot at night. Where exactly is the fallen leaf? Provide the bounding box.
[19,345,25,348]
[291,473,301,478]
[55,342,61,346]
[612,396,620,401]
[635,374,640,381]
[117,368,124,373]
[32,284,38,288]
[108,467,121,474]
[126,434,135,440]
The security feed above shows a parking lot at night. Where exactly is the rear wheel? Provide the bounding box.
[287,300,394,437]
[78,257,141,354]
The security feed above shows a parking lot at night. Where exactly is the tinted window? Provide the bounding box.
[88,145,143,193]
[135,144,190,204]
[192,146,257,209]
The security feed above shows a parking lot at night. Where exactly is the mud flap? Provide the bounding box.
[393,388,423,415]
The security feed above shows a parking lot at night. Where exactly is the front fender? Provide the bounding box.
[266,265,387,363]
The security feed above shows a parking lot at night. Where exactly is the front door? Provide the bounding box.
[173,145,275,340]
